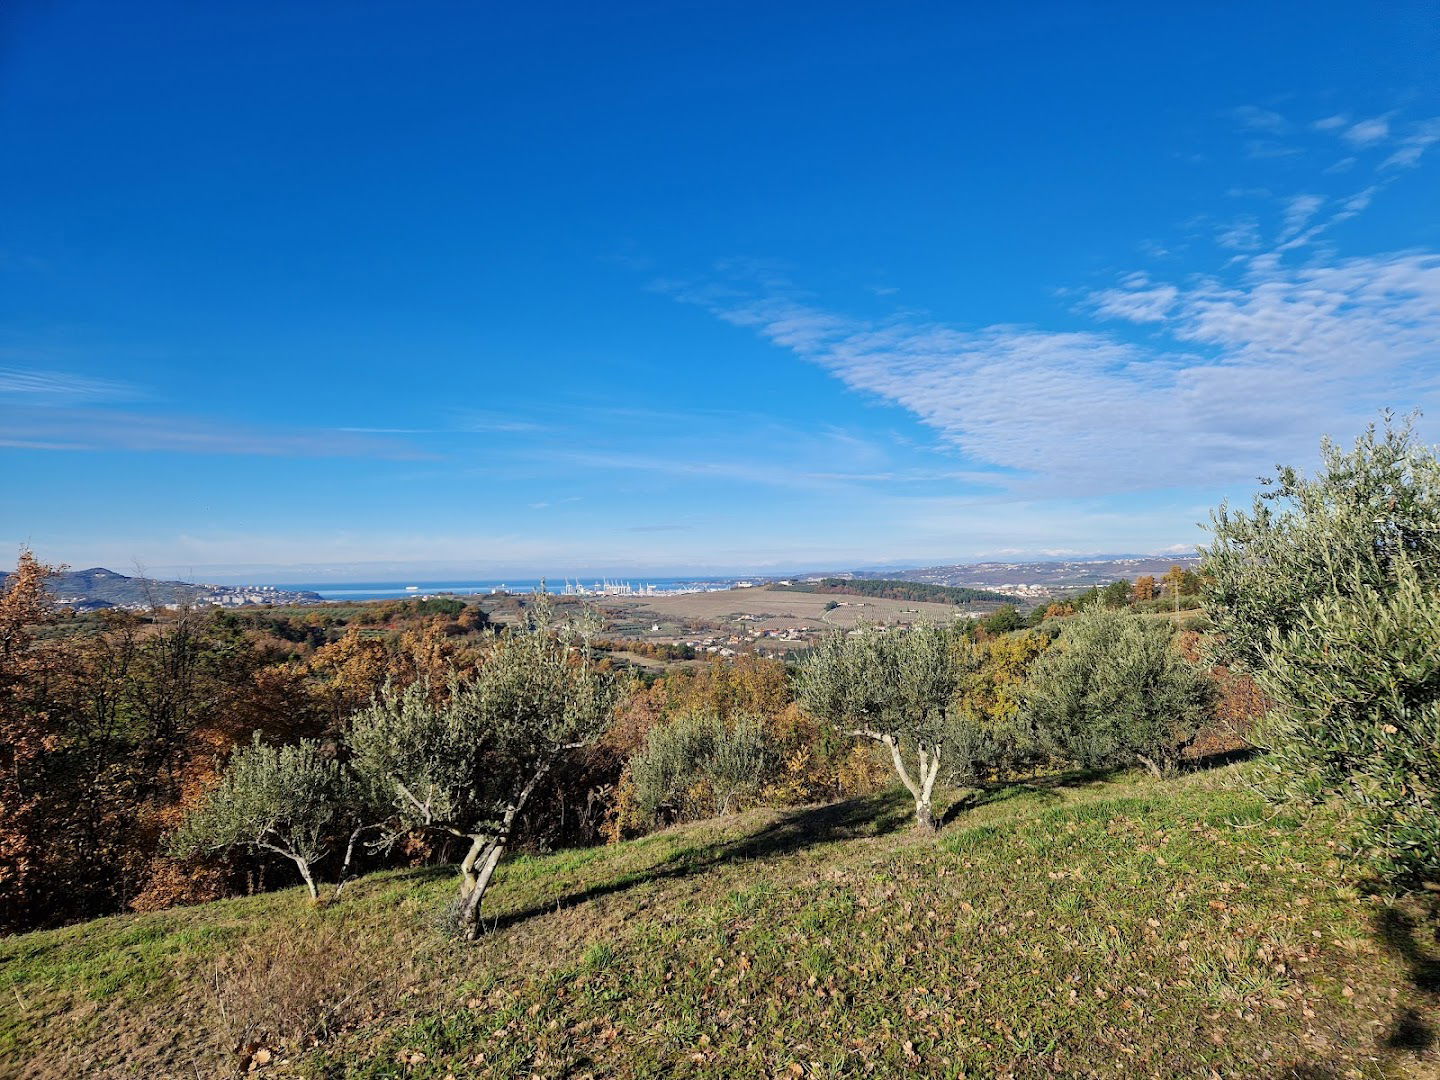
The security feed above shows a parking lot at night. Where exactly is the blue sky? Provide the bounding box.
[2,1,1438,581]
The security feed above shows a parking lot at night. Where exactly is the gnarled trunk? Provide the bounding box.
[455,759,553,940]
[259,840,320,902]
[913,799,937,831]
[458,838,504,939]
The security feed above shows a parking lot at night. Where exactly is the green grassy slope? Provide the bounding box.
[2,769,1437,1079]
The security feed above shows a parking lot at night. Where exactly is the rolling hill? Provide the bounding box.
[0,566,323,610]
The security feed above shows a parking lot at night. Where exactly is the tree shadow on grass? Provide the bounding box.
[1274,896,1439,1077]
[1186,744,1260,770]
[470,750,1272,937]
[479,790,916,935]
[937,766,1119,827]
[1372,894,1440,1053]
[1264,894,1440,1077]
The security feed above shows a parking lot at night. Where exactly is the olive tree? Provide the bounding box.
[1019,610,1215,777]
[1201,415,1440,672]
[172,735,366,901]
[629,710,773,822]
[1203,417,1440,883]
[797,624,977,830]
[1254,562,1440,881]
[348,611,618,939]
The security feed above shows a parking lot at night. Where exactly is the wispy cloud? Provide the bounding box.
[452,410,549,434]
[0,437,93,451]
[0,366,139,402]
[1245,140,1302,160]
[1342,116,1390,147]
[1382,118,1440,170]
[1232,105,1289,134]
[0,364,433,459]
[1212,110,1440,255]
[672,114,1440,500]
[547,446,860,492]
[338,427,440,434]
[1229,106,1300,159]
[1306,110,1440,171]
[1216,217,1261,251]
[5,409,427,459]
[1278,193,1324,242]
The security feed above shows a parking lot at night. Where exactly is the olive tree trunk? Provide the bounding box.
[259,842,320,902]
[861,731,943,831]
[456,761,551,940]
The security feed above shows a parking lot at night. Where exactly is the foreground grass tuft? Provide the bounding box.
[1,768,1437,1078]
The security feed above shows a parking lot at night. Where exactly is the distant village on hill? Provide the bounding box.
[861,555,1204,601]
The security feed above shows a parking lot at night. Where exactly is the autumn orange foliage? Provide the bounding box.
[0,551,60,929]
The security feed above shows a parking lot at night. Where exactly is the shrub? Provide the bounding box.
[1020,610,1215,777]
[628,711,774,821]
[759,702,891,806]
[172,735,363,901]
[952,629,1053,775]
[1202,416,1440,673]
[1203,417,1440,884]
[1073,581,1132,611]
[1248,561,1440,883]
[1131,597,1203,615]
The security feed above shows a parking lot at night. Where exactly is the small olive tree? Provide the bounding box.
[348,610,618,939]
[172,735,366,901]
[1203,417,1440,883]
[629,710,773,822]
[1020,610,1215,777]
[797,624,978,830]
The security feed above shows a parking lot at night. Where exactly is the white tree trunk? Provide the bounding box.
[291,856,319,901]
[873,733,940,831]
[457,759,552,940]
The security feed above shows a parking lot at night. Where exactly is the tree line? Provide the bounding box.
[777,578,1020,606]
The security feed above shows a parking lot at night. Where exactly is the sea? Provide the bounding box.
[260,577,746,602]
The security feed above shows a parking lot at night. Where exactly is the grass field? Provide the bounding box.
[600,585,975,633]
[2,767,1437,1078]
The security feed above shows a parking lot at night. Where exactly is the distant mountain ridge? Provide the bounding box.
[1,566,323,610]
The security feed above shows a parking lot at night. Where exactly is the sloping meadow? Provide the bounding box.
[1,767,1436,1078]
